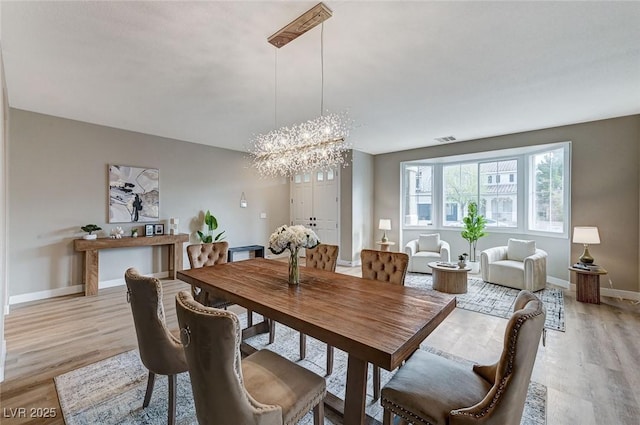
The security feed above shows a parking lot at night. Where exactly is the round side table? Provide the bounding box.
[428,262,470,294]
[569,266,607,304]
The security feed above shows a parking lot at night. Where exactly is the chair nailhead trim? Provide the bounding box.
[381,398,432,425]
[450,305,544,419]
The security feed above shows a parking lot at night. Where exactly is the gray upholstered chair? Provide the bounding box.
[300,244,339,374]
[480,238,548,291]
[381,290,546,425]
[125,268,188,425]
[175,290,326,425]
[360,249,410,401]
[405,233,451,273]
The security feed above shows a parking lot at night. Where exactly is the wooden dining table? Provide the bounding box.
[177,257,456,425]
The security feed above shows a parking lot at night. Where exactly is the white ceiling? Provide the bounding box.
[2,1,639,155]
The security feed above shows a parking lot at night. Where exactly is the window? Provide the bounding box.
[529,147,565,233]
[403,164,433,226]
[479,160,518,228]
[401,142,569,236]
[442,163,477,226]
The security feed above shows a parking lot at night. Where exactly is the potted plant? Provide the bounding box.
[457,253,468,269]
[461,201,487,273]
[197,210,226,243]
[81,224,102,240]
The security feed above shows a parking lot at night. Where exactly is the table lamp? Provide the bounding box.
[379,219,391,243]
[572,226,600,264]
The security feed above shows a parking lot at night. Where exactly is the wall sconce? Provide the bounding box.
[240,192,248,208]
[572,226,600,264]
[378,219,391,242]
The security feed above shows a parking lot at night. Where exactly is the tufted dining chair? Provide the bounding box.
[125,268,188,425]
[187,242,272,340]
[380,290,546,425]
[300,244,339,374]
[360,249,410,400]
[186,242,231,308]
[176,290,326,425]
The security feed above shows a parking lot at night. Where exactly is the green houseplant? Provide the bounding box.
[81,224,102,240]
[197,210,226,243]
[461,201,487,264]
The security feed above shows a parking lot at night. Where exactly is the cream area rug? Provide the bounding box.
[55,314,546,425]
[405,273,565,331]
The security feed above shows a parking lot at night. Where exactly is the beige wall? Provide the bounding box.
[8,109,290,298]
[374,115,640,293]
[339,150,374,264]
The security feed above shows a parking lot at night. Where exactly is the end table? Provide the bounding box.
[569,266,608,304]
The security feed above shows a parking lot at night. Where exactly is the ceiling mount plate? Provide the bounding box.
[268,3,332,48]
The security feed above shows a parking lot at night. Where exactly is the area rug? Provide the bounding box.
[404,273,565,332]
[55,314,546,425]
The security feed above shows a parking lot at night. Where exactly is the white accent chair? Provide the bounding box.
[405,234,451,274]
[480,238,548,291]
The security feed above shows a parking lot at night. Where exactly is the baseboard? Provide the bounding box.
[8,271,169,306]
[0,338,6,383]
[337,259,360,267]
[548,276,569,289]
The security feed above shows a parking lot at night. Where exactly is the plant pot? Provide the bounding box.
[458,261,467,269]
[83,234,97,240]
[468,261,480,274]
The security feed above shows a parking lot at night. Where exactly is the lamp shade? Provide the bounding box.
[572,226,600,244]
[378,219,391,231]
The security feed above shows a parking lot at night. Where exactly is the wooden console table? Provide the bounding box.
[74,233,189,296]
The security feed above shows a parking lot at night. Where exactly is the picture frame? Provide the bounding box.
[108,164,159,223]
[154,224,164,235]
[145,224,154,236]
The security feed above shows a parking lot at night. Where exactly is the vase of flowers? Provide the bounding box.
[268,225,320,285]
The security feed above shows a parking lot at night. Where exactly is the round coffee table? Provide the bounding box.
[428,262,470,294]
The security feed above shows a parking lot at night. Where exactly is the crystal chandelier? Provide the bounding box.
[250,3,351,178]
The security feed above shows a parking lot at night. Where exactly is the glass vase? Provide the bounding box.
[288,248,300,285]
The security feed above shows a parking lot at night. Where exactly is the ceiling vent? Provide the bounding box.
[434,136,457,143]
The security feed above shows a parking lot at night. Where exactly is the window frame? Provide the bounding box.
[401,142,570,238]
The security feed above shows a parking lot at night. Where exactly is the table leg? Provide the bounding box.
[84,250,99,296]
[168,243,176,279]
[576,273,600,304]
[344,354,368,425]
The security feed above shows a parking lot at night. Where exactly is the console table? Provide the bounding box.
[228,245,265,262]
[74,233,189,296]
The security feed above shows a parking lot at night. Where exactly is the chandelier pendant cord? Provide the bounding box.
[274,48,278,128]
[320,21,324,117]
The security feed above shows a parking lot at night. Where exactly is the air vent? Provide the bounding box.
[434,136,457,143]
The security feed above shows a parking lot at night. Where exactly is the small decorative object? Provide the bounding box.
[458,253,468,269]
[145,224,154,236]
[268,225,320,285]
[572,226,600,264]
[131,228,138,238]
[81,224,102,240]
[197,210,225,243]
[169,217,179,235]
[111,226,124,239]
[154,224,164,235]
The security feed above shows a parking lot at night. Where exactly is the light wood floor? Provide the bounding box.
[1,263,639,424]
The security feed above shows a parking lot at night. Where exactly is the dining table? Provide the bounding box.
[177,257,456,425]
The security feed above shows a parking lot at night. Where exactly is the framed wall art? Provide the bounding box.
[154,224,164,235]
[145,224,154,236]
[109,165,159,223]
